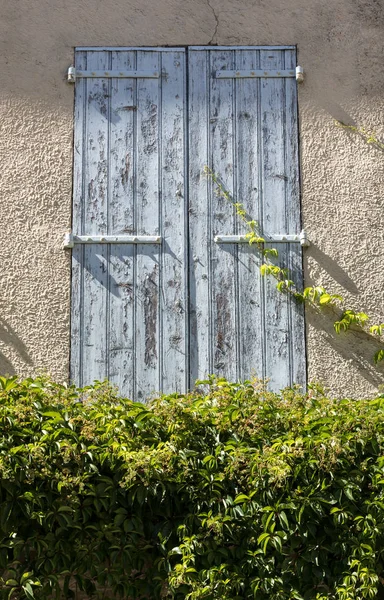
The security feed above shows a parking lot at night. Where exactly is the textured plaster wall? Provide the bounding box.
[0,0,383,396]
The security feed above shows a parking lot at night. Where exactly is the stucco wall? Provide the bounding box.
[0,0,383,397]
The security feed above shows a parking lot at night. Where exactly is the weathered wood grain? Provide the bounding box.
[209,50,238,380]
[259,50,290,389]
[284,49,306,386]
[71,50,86,386]
[188,49,211,383]
[160,50,188,394]
[134,51,161,401]
[71,46,305,399]
[188,47,305,391]
[82,51,109,386]
[108,51,136,397]
[234,49,265,382]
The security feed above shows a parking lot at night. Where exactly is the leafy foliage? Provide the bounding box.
[2,376,384,599]
[334,310,370,334]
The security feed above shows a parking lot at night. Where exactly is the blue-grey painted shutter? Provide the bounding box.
[71,49,188,401]
[188,47,305,390]
[71,46,305,399]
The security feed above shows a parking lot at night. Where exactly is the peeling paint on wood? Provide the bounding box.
[188,47,305,391]
[142,265,158,367]
[71,47,305,400]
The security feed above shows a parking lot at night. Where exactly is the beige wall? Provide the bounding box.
[0,0,383,397]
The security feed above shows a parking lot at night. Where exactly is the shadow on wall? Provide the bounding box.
[306,305,384,389]
[309,243,360,295]
[0,317,33,376]
[319,100,357,127]
[319,100,384,151]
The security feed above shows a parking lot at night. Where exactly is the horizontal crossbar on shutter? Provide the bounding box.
[64,233,161,248]
[67,67,159,82]
[215,69,295,79]
[214,231,309,246]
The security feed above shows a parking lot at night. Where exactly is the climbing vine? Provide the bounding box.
[204,165,384,365]
[334,121,384,152]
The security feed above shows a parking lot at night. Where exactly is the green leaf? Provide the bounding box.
[234,494,250,504]
[374,349,384,364]
[279,511,289,530]
[319,293,332,305]
[22,583,34,600]
[42,411,64,420]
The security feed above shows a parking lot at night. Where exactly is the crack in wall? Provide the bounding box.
[206,0,219,44]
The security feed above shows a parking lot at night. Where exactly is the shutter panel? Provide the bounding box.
[71,49,188,400]
[188,47,305,390]
[71,46,305,398]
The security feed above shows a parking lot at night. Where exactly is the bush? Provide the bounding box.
[0,375,384,599]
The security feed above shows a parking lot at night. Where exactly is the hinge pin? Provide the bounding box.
[63,232,74,248]
[67,66,76,83]
[300,230,310,247]
[296,66,304,83]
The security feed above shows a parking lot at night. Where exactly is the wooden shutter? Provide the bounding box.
[188,47,305,390]
[71,48,188,401]
[71,46,305,398]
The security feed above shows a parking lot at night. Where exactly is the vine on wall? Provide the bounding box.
[204,165,384,365]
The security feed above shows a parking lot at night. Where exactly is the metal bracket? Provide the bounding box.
[67,66,159,82]
[215,67,304,82]
[67,66,76,83]
[296,66,304,83]
[63,233,161,248]
[216,69,295,79]
[299,229,310,247]
[215,230,310,247]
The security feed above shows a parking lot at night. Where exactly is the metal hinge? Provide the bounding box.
[67,66,159,82]
[215,230,310,247]
[296,66,304,83]
[63,233,162,248]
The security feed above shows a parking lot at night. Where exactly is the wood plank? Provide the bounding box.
[160,50,188,394]
[107,50,136,398]
[234,49,265,383]
[71,244,84,386]
[81,50,109,386]
[209,50,238,380]
[260,49,291,390]
[188,49,211,384]
[284,49,306,387]
[134,51,161,402]
[71,51,86,386]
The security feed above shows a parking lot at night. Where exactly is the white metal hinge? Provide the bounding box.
[299,229,309,246]
[63,233,162,248]
[67,66,159,82]
[296,66,304,83]
[67,66,76,82]
[215,230,310,247]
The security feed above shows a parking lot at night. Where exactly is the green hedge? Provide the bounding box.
[1,375,384,599]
